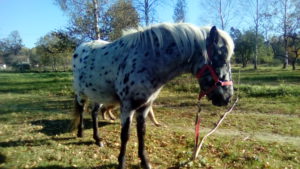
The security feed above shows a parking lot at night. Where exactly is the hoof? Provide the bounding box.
[77,132,83,137]
[141,163,152,169]
[154,123,162,127]
[96,141,104,147]
[109,115,116,121]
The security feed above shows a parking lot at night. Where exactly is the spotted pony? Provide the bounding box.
[72,40,161,146]
[72,23,234,169]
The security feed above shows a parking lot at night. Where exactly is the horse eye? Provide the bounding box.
[220,46,227,53]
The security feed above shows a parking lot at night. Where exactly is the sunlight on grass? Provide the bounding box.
[0,67,299,168]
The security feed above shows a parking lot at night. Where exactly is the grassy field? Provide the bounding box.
[0,66,299,169]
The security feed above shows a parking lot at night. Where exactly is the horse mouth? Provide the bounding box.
[212,98,229,106]
[208,93,231,106]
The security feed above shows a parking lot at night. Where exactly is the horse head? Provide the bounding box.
[197,26,234,106]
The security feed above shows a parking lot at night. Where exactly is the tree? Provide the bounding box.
[233,29,270,67]
[104,0,139,40]
[234,30,256,67]
[273,0,300,68]
[230,27,242,42]
[54,0,109,41]
[270,36,285,63]
[35,30,76,71]
[287,33,300,70]
[28,47,39,67]
[199,0,240,30]
[0,31,24,66]
[133,0,163,26]
[245,0,275,69]
[173,0,187,23]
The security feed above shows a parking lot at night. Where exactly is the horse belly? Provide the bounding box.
[84,83,119,105]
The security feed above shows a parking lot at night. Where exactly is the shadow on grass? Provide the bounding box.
[0,137,76,148]
[65,141,95,146]
[92,163,140,169]
[0,153,6,164]
[31,165,77,169]
[0,119,117,148]
[167,161,189,169]
[30,163,140,169]
[31,119,72,136]
[31,119,116,136]
[0,99,72,115]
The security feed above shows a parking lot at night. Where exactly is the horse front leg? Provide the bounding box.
[91,103,103,147]
[118,105,134,169]
[136,106,152,169]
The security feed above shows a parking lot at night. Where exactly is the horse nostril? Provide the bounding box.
[215,81,222,87]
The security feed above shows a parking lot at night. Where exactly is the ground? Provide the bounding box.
[0,66,299,169]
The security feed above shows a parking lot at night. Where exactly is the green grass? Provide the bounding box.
[0,66,299,168]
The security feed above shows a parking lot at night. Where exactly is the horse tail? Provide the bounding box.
[71,94,85,131]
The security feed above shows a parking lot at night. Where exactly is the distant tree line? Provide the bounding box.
[0,0,299,71]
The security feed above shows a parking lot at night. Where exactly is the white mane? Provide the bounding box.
[122,23,234,61]
[121,23,209,61]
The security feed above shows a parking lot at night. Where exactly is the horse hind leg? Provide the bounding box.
[73,95,85,137]
[107,105,116,120]
[148,106,161,127]
[101,106,108,120]
[101,105,116,121]
[91,103,104,147]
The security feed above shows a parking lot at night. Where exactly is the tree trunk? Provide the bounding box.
[63,57,67,72]
[92,0,101,40]
[291,60,296,70]
[242,55,247,68]
[144,0,149,26]
[254,0,258,70]
[282,0,288,69]
[291,51,299,70]
[218,0,225,30]
[283,50,288,69]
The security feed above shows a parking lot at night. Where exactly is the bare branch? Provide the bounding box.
[192,97,239,160]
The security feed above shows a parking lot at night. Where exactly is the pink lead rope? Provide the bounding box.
[194,51,233,150]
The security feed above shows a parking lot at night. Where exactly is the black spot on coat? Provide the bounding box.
[137,68,146,73]
[123,73,129,84]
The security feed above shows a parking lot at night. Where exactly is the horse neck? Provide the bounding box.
[147,42,206,85]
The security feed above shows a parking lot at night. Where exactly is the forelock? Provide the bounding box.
[200,26,235,61]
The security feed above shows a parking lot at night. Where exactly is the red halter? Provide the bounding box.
[195,47,233,100]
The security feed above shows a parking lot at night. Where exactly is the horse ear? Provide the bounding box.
[209,26,219,44]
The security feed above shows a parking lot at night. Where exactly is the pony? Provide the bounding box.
[97,104,161,127]
[72,23,234,169]
[72,40,161,146]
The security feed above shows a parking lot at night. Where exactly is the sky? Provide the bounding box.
[0,0,69,48]
[0,0,245,49]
